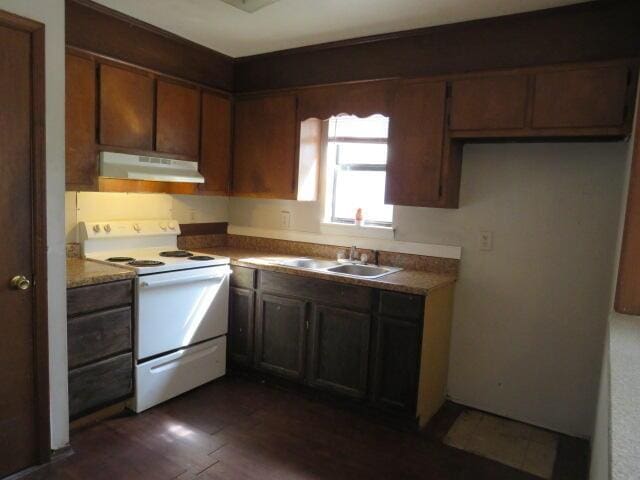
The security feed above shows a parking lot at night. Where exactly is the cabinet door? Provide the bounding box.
[531,65,630,129]
[200,92,232,194]
[66,53,97,189]
[99,64,154,150]
[307,305,371,399]
[156,79,200,158]
[370,316,420,413]
[385,80,447,207]
[450,74,529,131]
[254,293,307,381]
[229,287,254,366]
[233,94,298,199]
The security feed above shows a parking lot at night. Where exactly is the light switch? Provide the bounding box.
[479,230,493,251]
[280,210,291,229]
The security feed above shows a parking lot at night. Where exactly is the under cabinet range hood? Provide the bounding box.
[99,151,205,184]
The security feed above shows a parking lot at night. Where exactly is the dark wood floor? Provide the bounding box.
[25,376,588,479]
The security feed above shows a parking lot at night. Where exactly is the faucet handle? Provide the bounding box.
[337,250,346,261]
[360,253,368,264]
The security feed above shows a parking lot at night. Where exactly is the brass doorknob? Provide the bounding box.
[10,275,31,290]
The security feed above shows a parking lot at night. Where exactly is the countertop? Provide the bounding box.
[67,257,136,289]
[200,247,457,295]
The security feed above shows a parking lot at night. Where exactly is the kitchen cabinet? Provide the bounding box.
[385,80,448,208]
[307,305,370,398]
[229,287,254,366]
[99,63,154,150]
[449,74,529,131]
[232,94,298,199]
[66,52,97,190]
[156,79,200,158]
[67,280,134,419]
[200,92,232,195]
[254,292,308,381]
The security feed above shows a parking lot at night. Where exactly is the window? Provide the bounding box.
[324,115,393,227]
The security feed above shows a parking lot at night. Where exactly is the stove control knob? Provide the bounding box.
[159,222,167,231]
[92,224,100,233]
[168,221,177,230]
[133,223,141,233]
[103,224,111,233]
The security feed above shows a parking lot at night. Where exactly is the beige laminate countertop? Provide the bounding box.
[67,258,136,289]
[200,247,457,296]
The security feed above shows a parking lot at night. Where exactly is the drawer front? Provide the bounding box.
[67,307,132,369]
[68,280,133,317]
[230,265,256,289]
[378,291,424,321]
[68,352,133,418]
[259,270,372,311]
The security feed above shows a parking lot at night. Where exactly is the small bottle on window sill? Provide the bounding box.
[355,208,364,226]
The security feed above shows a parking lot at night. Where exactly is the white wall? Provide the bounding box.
[229,142,628,437]
[65,192,229,242]
[0,0,68,449]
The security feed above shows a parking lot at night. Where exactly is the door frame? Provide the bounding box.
[0,9,50,463]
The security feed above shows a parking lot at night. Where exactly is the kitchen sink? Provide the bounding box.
[278,258,338,269]
[325,264,402,278]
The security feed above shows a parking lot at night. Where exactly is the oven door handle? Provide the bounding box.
[139,268,231,289]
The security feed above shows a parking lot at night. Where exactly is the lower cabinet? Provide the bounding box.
[228,287,255,366]
[307,305,370,399]
[254,292,308,381]
[370,316,421,413]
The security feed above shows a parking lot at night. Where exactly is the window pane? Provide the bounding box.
[333,170,392,224]
[333,142,387,165]
[329,114,389,139]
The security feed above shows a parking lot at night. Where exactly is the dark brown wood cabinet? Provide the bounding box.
[307,305,371,398]
[229,287,254,366]
[67,280,134,419]
[200,92,232,195]
[233,94,298,199]
[531,65,630,129]
[156,79,200,158]
[66,53,97,190]
[385,80,448,208]
[449,74,529,131]
[254,292,308,381]
[99,64,154,150]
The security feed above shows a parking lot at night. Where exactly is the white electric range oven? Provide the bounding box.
[81,219,230,412]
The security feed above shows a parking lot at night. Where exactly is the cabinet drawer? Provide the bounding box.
[68,352,133,418]
[378,291,424,320]
[231,266,256,289]
[68,307,132,369]
[67,280,133,317]
[259,270,372,311]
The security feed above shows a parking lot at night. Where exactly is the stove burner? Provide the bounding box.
[159,250,193,258]
[187,255,215,261]
[106,257,135,262]
[127,260,165,267]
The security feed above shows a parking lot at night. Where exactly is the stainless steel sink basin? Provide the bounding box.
[325,264,402,278]
[278,258,338,269]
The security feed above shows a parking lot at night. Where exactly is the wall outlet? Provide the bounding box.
[280,210,291,229]
[479,230,493,251]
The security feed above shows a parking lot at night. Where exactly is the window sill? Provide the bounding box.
[320,222,395,240]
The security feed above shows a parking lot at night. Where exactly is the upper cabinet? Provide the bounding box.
[99,64,154,150]
[385,80,448,208]
[156,80,200,158]
[233,94,299,199]
[200,92,232,195]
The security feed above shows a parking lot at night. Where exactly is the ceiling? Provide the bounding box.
[94,0,589,58]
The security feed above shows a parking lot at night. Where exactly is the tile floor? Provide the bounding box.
[444,410,559,478]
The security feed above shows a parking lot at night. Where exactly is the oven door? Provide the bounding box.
[136,265,230,360]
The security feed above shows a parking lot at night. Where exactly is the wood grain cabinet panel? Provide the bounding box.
[254,293,307,381]
[307,305,371,399]
[385,80,448,207]
[233,94,298,199]
[450,74,529,130]
[531,65,630,129]
[200,92,232,194]
[156,79,200,158]
[67,280,133,317]
[66,53,97,189]
[99,64,154,150]
[229,287,255,366]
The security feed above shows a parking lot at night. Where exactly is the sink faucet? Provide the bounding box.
[349,245,357,262]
